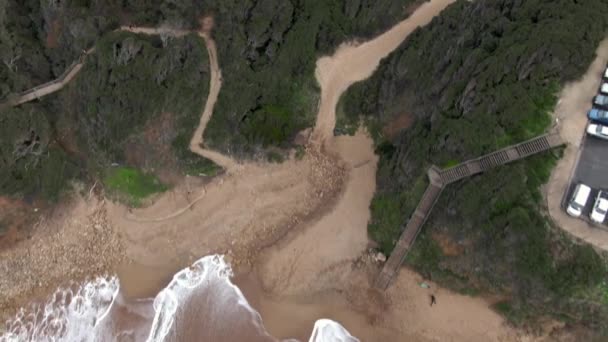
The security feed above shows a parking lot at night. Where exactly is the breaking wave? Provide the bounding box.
[0,255,358,342]
[0,276,119,342]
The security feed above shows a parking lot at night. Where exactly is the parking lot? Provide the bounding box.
[564,129,608,227]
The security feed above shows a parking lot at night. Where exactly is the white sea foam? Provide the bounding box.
[1,255,358,342]
[0,276,118,342]
[309,319,359,342]
[145,254,273,342]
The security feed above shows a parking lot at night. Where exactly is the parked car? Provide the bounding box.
[604,66,608,79]
[601,82,608,95]
[591,191,608,224]
[567,183,591,217]
[586,122,608,140]
[588,108,608,124]
[594,94,608,109]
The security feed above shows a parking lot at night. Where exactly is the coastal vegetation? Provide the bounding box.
[0,0,212,201]
[342,0,608,333]
[0,0,418,200]
[199,0,421,157]
[104,166,166,206]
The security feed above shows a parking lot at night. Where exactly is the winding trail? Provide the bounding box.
[188,31,239,172]
[122,25,238,222]
[120,26,238,172]
[3,24,237,173]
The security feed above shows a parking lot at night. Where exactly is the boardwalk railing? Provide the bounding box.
[374,131,563,290]
[438,132,563,185]
[0,28,189,109]
[0,55,89,109]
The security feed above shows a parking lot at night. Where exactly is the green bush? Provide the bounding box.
[104,166,166,206]
[0,105,79,201]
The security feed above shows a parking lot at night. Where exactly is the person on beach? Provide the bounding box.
[430,294,437,307]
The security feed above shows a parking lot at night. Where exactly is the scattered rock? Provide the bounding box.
[374,252,387,263]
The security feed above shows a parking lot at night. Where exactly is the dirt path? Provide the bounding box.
[188,31,239,172]
[4,23,237,172]
[546,38,608,250]
[311,0,457,146]
[255,0,519,340]
[122,24,239,171]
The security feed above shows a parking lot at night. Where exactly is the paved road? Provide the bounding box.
[572,134,608,189]
[567,134,608,220]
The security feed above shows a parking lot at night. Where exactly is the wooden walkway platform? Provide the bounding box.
[374,131,563,290]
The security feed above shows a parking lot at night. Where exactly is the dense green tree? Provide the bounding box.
[343,0,608,331]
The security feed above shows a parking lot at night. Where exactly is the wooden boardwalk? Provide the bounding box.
[0,27,189,109]
[374,131,564,290]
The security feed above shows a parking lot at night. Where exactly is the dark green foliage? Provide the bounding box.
[60,31,209,167]
[0,105,79,201]
[493,301,533,326]
[0,0,418,200]
[199,0,418,156]
[0,0,123,99]
[242,105,304,147]
[550,245,605,296]
[0,0,210,101]
[0,28,212,200]
[0,0,219,201]
[343,0,608,330]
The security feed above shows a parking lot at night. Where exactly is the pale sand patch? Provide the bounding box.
[259,132,378,296]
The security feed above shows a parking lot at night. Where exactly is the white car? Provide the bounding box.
[601,82,608,95]
[604,66,608,79]
[586,122,608,140]
[591,191,608,224]
[567,183,591,217]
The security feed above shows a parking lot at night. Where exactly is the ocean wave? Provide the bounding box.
[1,255,358,342]
[0,276,119,342]
[309,320,359,342]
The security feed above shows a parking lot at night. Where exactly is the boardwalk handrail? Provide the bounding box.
[374,131,564,290]
[0,57,86,108]
[439,131,562,185]
[0,29,185,108]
